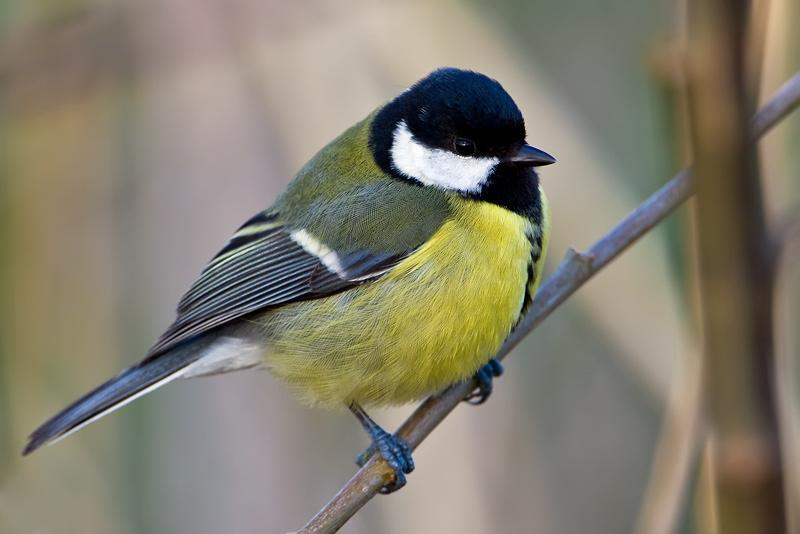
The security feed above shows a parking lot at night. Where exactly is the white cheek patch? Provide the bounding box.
[390,121,499,194]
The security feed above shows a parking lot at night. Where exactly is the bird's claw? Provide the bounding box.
[465,358,504,405]
[356,430,414,494]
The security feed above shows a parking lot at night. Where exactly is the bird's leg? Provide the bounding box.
[464,358,504,405]
[350,403,414,494]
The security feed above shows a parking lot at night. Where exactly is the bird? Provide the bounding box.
[23,67,555,492]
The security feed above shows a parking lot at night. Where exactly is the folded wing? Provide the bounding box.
[145,211,412,358]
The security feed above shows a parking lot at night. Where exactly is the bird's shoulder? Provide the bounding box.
[275,116,453,254]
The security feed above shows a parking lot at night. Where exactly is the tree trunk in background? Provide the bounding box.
[686,0,786,531]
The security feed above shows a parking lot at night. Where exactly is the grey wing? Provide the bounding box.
[145,211,410,358]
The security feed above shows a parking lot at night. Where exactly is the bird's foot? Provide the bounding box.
[356,429,415,494]
[464,358,504,405]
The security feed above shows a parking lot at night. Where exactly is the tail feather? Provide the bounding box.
[23,344,201,455]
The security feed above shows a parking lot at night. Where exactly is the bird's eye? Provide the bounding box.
[453,138,476,157]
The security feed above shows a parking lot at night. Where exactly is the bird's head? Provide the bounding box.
[370,68,555,198]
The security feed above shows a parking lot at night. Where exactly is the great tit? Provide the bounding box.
[24,67,555,492]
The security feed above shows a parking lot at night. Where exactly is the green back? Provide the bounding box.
[274,114,453,253]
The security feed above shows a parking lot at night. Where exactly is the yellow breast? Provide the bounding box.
[262,197,541,408]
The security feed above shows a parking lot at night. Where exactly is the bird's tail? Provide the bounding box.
[23,343,202,455]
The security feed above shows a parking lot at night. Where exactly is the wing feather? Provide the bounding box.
[146,212,412,358]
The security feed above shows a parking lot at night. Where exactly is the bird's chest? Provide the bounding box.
[375,202,534,397]
[395,203,533,319]
[264,201,537,408]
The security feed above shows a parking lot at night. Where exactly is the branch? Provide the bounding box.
[296,71,800,534]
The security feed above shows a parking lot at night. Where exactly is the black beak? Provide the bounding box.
[506,144,557,167]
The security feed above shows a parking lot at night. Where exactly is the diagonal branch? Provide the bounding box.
[297,71,800,534]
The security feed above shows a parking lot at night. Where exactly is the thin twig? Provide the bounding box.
[634,345,704,534]
[751,73,800,139]
[297,71,800,534]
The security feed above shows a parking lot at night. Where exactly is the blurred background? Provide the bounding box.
[0,0,798,533]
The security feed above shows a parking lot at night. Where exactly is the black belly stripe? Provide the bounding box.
[520,262,535,312]
[517,232,542,322]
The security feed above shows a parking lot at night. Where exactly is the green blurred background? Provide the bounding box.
[0,1,797,533]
